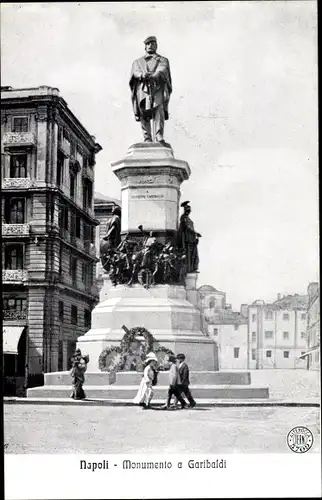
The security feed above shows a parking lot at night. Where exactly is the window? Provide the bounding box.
[10,154,27,178]
[5,244,24,269]
[84,309,91,329]
[57,152,64,187]
[208,297,215,309]
[5,198,25,224]
[75,215,81,238]
[252,314,256,322]
[59,301,64,322]
[301,331,306,339]
[84,263,93,287]
[266,350,272,358]
[70,140,76,157]
[283,351,289,359]
[283,313,290,320]
[70,173,76,200]
[59,204,69,231]
[71,305,78,325]
[233,347,239,359]
[12,117,28,132]
[265,311,273,320]
[71,257,77,285]
[264,331,273,339]
[283,331,289,340]
[82,178,93,211]
[3,297,27,311]
[301,314,306,321]
[81,262,86,282]
[3,297,27,320]
[251,349,256,361]
[213,328,218,336]
[252,331,256,341]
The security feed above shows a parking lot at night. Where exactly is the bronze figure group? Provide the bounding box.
[100,202,201,288]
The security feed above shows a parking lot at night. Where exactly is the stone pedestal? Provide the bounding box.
[77,278,217,372]
[77,143,218,373]
[111,143,190,239]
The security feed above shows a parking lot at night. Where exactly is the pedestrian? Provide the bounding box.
[176,353,196,408]
[133,352,158,410]
[162,355,187,410]
[70,349,89,400]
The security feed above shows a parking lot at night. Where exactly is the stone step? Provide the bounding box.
[27,384,269,400]
[44,371,252,386]
[6,397,320,408]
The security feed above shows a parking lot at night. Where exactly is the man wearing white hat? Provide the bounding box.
[133,352,158,409]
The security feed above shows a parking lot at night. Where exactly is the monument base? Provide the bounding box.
[77,281,218,372]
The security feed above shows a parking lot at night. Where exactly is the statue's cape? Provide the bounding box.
[129,54,172,120]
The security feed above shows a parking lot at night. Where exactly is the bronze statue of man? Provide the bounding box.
[177,201,202,273]
[129,36,172,144]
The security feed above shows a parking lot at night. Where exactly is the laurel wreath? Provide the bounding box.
[98,326,174,372]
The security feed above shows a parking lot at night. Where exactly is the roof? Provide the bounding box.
[94,192,121,206]
[198,285,225,294]
[272,294,308,310]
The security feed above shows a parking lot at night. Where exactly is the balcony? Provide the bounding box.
[2,269,28,283]
[2,177,34,189]
[58,138,70,157]
[2,223,30,237]
[2,132,36,148]
[3,309,28,321]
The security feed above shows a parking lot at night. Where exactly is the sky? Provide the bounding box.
[1,1,319,308]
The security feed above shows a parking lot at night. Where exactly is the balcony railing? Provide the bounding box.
[2,177,34,189]
[2,269,28,282]
[2,223,30,236]
[2,132,36,148]
[3,309,28,321]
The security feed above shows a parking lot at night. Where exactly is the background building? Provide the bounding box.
[2,85,102,394]
[247,294,308,370]
[301,282,320,371]
[198,284,311,370]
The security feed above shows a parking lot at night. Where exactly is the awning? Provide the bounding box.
[3,326,25,354]
[298,345,320,359]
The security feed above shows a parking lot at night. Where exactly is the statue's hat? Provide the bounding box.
[181,201,190,208]
[144,36,157,44]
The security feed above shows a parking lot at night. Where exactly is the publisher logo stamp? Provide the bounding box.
[287,426,313,453]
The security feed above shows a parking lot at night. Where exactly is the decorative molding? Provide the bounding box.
[2,177,34,189]
[35,107,48,122]
[2,269,28,282]
[2,132,36,147]
[2,223,30,236]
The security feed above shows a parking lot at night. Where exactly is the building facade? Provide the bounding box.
[247,294,308,370]
[207,313,248,370]
[198,285,248,369]
[1,85,102,392]
[304,282,320,371]
[198,284,311,370]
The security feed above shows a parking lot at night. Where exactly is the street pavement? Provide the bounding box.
[4,404,320,454]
